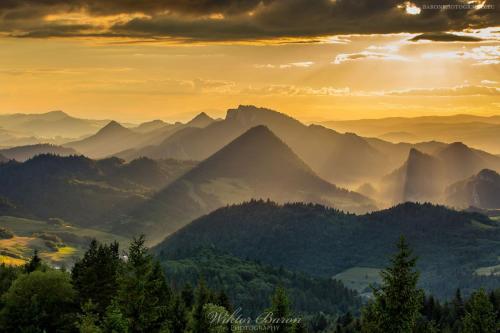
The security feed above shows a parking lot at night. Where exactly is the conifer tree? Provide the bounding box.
[362,236,423,332]
[169,294,188,333]
[181,283,195,308]
[77,301,102,333]
[462,289,496,333]
[72,240,121,316]
[117,235,171,333]
[24,249,42,273]
[269,285,292,333]
[102,300,128,333]
[192,279,212,333]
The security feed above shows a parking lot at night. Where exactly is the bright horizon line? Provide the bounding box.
[1,107,500,125]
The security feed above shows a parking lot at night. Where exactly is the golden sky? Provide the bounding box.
[0,0,499,122]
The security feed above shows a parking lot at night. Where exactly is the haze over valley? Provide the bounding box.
[0,1,499,330]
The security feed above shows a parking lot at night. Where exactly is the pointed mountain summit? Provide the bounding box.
[65,121,140,158]
[96,121,131,136]
[446,169,500,209]
[186,112,215,128]
[381,148,444,204]
[186,125,315,185]
[118,125,375,243]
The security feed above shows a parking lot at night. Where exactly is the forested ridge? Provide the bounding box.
[157,200,500,298]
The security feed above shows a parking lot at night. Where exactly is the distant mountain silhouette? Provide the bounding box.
[133,119,168,133]
[0,154,7,163]
[436,142,496,183]
[186,112,215,128]
[0,110,110,138]
[380,142,500,205]
[65,121,142,158]
[382,149,444,203]
[118,125,375,243]
[321,114,500,154]
[123,105,392,186]
[0,154,195,226]
[0,144,78,162]
[114,112,217,161]
[155,200,500,298]
[446,169,500,209]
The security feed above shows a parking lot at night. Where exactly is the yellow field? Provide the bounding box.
[0,215,128,267]
[0,255,25,266]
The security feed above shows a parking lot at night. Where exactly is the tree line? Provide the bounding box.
[0,236,305,333]
[334,237,500,333]
[0,235,499,332]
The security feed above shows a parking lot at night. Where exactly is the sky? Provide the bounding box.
[0,0,499,123]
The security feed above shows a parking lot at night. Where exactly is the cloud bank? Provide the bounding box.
[0,0,497,41]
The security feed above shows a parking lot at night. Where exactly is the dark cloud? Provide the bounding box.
[0,0,497,41]
[411,32,484,42]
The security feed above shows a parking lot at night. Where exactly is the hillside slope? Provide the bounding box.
[0,155,195,226]
[156,200,500,298]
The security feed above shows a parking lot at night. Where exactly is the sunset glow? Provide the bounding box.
[0,1,498,122]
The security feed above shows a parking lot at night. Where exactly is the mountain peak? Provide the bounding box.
[186,112,215,128]
[226,105,275,119]
[408,147,425,158]
[45,110,67,116]
[225,105,302,129]
[185,125,313,183]
[43,110,70,120]
[477,169,499,181]
[442,142,470,153]
[98,120,127,133]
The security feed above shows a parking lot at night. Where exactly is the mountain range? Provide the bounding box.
[321,114,500,154]
[65,112,216,158]
[0,110,111,139]
[115,105,416,186]
[117,125,376,243]
[1,106,500,303]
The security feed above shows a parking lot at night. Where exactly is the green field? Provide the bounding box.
[0,216,128,267]
[333,267,382,295]
[475,264,500,276]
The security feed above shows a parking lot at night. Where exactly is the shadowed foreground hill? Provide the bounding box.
[118,125,375,243]
[156,200,500,298]
[0,154,195,226]
[162,247,361,317]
